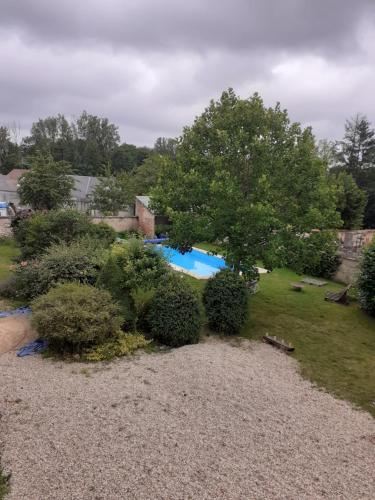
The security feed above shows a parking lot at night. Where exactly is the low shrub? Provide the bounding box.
[31,283,122,354]
[148,275,201,347]
[13,239,105,300]
[117,228,144,240]
[97,239,169,324]
[203,269,248,335]
[357,240,375,316]
[82,332,150,361]
[0,274,18,298]
[89,222,117,246]
[288,231,340,278]
[98,239,168,292]
[14,209,93,259]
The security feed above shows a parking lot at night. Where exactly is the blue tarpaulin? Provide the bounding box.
[0,306,31,318]
[17,339,48,357]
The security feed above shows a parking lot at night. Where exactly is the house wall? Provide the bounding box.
[135,199,155,237]
[91,216,139,232]
[334,229,375,284]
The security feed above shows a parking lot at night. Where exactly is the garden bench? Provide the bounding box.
[263,335,294,353]
[324,284,352,305]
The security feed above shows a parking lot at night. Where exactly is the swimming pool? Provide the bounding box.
[158,245,227,279]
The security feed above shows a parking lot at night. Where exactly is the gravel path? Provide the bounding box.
[1,338,374,500]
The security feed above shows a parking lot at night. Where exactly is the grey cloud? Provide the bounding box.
[0,1,374,145]
[1,0,374,54]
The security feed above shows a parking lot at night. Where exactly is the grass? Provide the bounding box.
[0,468,10,499]
[0,238,22,311]
[181,267,375,417]
[194,241,222,254]
[0,238,19,281]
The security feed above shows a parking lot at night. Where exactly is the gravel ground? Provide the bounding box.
[1,337,374,500]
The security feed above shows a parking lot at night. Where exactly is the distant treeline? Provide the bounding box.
[0,111,177,176]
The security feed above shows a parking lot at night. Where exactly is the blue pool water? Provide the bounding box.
[158,245,227,278]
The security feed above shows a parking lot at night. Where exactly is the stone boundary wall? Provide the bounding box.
[91,216,139,232]
[334,229,375,284]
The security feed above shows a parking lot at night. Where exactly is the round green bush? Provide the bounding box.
[147,276,201,347]
[14,239,104,300]
[358,240,375,316]
[89,222,117,246]
[14,209,93,259]
[31,283,122,353]
[203,269,248,335]
[288,231,340,278]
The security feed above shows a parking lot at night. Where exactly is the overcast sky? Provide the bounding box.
[1,0,374,146]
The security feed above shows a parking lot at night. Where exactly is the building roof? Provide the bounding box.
[71,175,100,201]
[6,169,27,181]
[136,195,151,209]
[0,175,17,192]
[0,170,99,201]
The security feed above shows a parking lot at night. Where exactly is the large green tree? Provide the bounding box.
[22,114,74,164]
[111,143,151,173]
[0,125,23,174]
[332,171,366,229]
[334,115,375,228]
[89,168,131,215]
[18,154,74,210]
[152,89,340,277]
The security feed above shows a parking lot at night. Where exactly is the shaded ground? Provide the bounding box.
[1,338,374,500]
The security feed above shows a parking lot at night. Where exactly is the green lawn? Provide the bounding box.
[0,238,19,281]
[181,266,375,417]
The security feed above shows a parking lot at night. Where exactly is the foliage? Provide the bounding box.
[148,275,201,347]
[89,167,131,215]
[88,221,117,245]
[0,124,23,174]
[203,269,248,335]
[17,153,74,210]
[13,209,93,259]
[22,112,120,176]
[152,89,341,278]
[82,332,150,361]
[334,114,375,228]
[357,240,375,316]
[98,239,168,294]
[286,231,340,278]
[97,239,168,327]
[14,239,105,300]
[117,228,144,240]
[130,287,156,333]
[0,466,10,499]
[0,274,18,298]
[332,171,367,229]
[111,143,151,173]
[31,283,122,353]
[153,137,178,159]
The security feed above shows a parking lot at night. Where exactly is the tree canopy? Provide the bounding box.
[334,115,375,228]
[17,154,74,210]
[152,89,341,277]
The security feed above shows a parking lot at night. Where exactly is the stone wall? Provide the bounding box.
[91,216,139,232]
[0,217,12,237]
[334,229,375,284]
[135,199,155,237]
